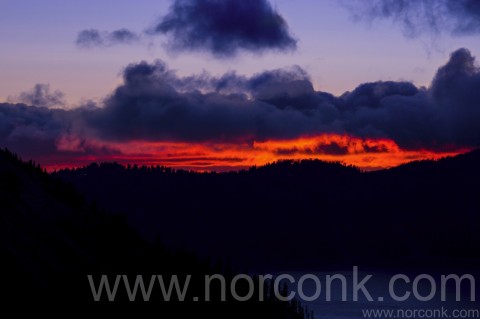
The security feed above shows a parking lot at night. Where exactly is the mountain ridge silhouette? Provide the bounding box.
[53,149,480,271]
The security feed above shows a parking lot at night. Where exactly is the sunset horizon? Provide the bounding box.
[2,2,480,171]
[1,1,480,317]
[2,50,479,172]
[17,135,472,173]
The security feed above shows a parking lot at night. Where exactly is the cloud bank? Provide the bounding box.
[88,48,480,150]
[1,48,480,167]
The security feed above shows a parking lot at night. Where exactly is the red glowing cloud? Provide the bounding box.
[40,134,468,172]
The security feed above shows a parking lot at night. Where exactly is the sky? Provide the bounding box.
[1,0,480,171]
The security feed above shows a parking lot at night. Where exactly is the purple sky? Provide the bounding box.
[2,0,480,105]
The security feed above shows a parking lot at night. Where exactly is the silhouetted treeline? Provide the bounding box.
[55,150,480,271]
[0,148,310,318]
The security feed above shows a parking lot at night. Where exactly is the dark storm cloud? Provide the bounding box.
[86,61,336,142]
[8,84,66,108]
[344,0,480,37]
[339,49,480,149]
[342,81,419,110]
[2,48,480,159]
[429,48,480,146]
[150,0,297,57]
[76,29,140,48]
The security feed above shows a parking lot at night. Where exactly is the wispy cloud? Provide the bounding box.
[76,28,140,48]
[343,0,480,37]
[8,84,65,108]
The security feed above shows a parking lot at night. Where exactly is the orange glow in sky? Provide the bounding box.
[41,134,468,172]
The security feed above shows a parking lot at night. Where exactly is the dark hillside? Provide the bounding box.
[56,150,480,271]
